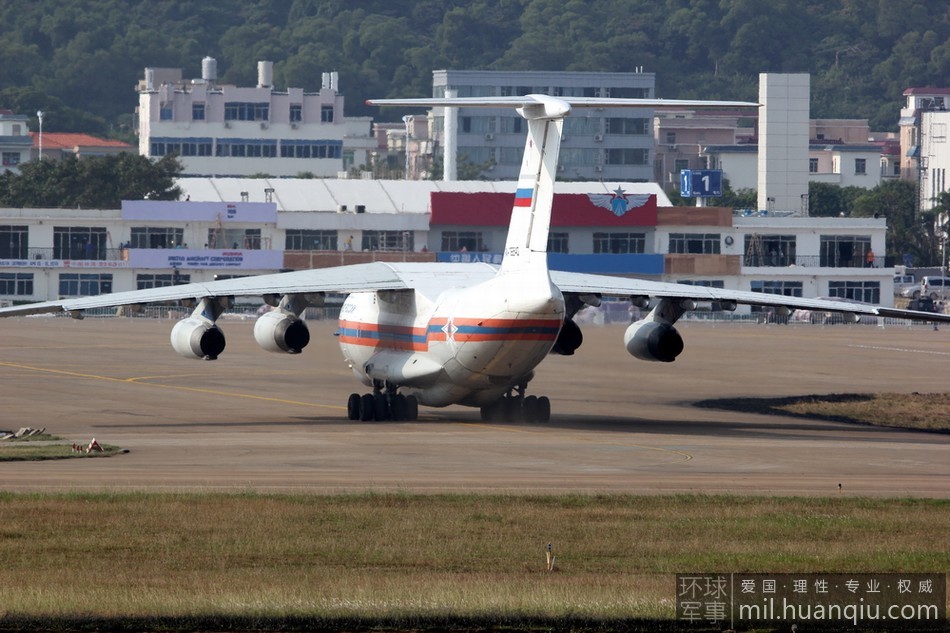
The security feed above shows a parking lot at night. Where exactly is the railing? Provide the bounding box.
[10,247,130,262]
[743,254,883,268]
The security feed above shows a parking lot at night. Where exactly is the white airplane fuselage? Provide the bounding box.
[338,270,565,407]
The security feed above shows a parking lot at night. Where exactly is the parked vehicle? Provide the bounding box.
[893,274,916,295]
[900,276,950,300]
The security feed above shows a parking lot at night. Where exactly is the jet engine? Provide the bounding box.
[170,317,226,360]
[253,310,310,354]
[550,317,582,355]
[623,319,683,363]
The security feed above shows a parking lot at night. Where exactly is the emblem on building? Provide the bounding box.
[587,187,651,217]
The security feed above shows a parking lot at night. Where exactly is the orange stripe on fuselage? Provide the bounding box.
[339,317,563,350]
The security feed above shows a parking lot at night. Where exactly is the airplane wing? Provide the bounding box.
[550,270,950,323]
[0,262,414,318]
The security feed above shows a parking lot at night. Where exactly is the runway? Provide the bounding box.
[1,315,948,497]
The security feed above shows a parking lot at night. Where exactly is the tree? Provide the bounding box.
[0,153,182,209]
[850,180,929,266]
[808,182,865,217]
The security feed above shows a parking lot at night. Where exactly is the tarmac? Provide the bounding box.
[1,314,948,497]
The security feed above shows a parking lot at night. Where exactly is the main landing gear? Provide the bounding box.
[347,381,418,422]
[479,386,551,423]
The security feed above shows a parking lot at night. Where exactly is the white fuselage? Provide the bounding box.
[338,271,565,407]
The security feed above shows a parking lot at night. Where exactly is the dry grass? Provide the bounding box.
[0,492,946,629]
[0,436,122,462]
[696,393,950,432]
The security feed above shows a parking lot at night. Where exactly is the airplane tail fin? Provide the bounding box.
[367,94,758,276]
[498,96,568,275]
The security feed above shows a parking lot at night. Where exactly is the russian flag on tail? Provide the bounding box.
[513,187,533,207]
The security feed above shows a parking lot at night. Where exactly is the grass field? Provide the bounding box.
[0,492,946,631]
[697,393,950,432]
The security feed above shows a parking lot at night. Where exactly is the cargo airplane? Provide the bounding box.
[2,95,947,423]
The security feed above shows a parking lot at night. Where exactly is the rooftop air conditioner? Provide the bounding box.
[594,165,603,173]
[485,133,494,141]
[594,134,604,142]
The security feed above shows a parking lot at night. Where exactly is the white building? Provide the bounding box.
[0,111,33,174]
[0,179,893,309]
[136,59,375,177]
[428,69,657,182]
[900,87,950,212]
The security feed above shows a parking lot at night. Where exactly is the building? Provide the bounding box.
[136,58,375,177]
[428,70,656,182]
[0,179,893,310]
[900,87,950,212]
[29,132,133,161]
[0,111,33,174]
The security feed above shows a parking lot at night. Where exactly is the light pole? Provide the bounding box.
[402,115,411,179]
[36,110,43,160]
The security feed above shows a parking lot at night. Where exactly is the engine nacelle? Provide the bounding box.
[550,317,582,355]
[624,319,683,363]
[253,310,310,354]
[170,317,226,360]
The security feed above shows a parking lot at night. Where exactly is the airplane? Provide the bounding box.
[2,94,948,424]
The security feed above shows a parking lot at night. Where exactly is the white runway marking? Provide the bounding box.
[848,344,950,356]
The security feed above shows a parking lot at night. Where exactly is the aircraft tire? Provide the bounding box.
[347,393,361,420]
[537,396,551,422]
[504,396,524,423]
[405,395,419,421]
[523,395,539,422]
[374,393,390,421]
[360,393,375,421]
[391,394,408,421]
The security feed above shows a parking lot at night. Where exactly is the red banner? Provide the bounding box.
[430,191,658,227]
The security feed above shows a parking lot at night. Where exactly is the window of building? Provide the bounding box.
[809,158,818,173]
[0,272,33,296]
[606,118,649,135]
[607,87,650,98]
[0,225,28,259]
[290,104,302,122]
[130,227,185,249]
[207,228,261,250]
[53,227,107,260]
[59,273,112,297]
[593,232,646,254]
[605,148,649,165]
[674,158,690,172]
[854,158,866,175]
[279,140,342,159]
[499,116,524,134]
[749,280,803,312]
[321,104,334,123]
[665,131,676,144]
[224,102,269,121]
[160,105,173,120]
[743,235,796,266]
[819,235,871,267]
[151,137,212,157]
[669,233,721,254]
[285,229,338,251]
[440,231,485,252]
[363,230,413,252]
[192,103,205,120]
[136,273,191,290]
[2,152,20,166]
[547,232,569,253]
[828,280,880,304]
